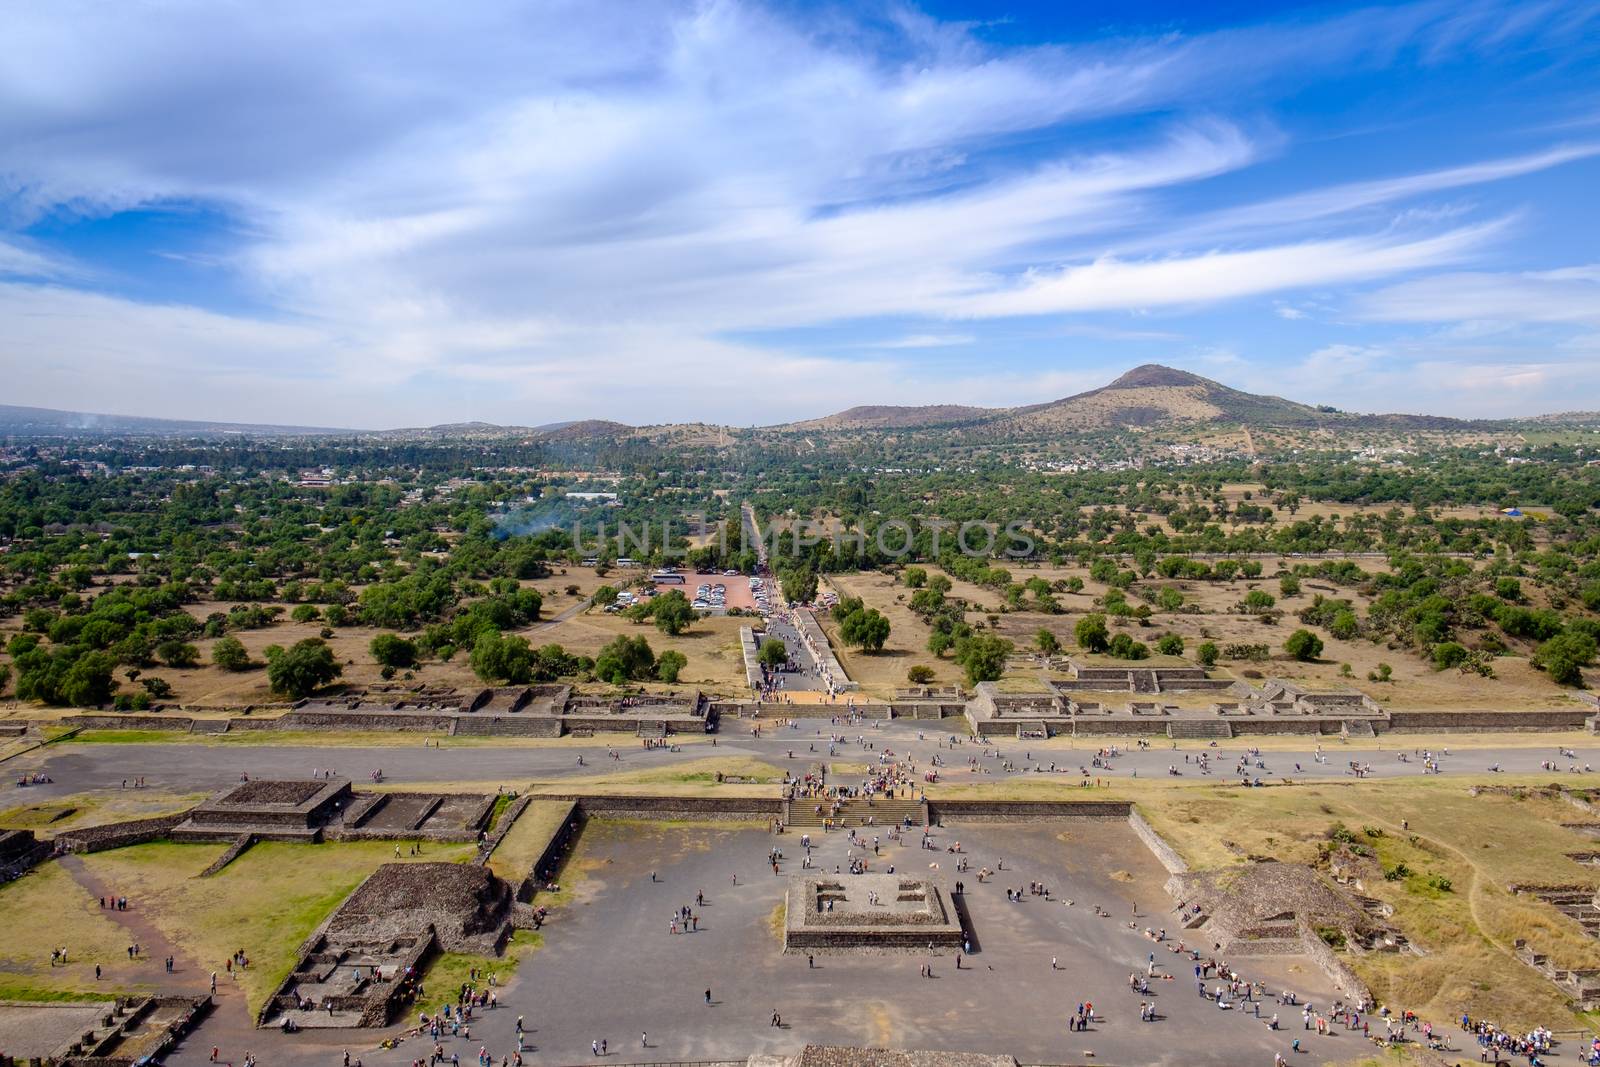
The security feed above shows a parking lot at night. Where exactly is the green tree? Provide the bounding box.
[60,652,117,707]
[1532,631,1597,687]
[652,589,696,636]
[264,639,341,698]
[370,633,419,669]
[531,643,576,682]
[470,630,534,684]
[839,607,891,653]
[1156,586,1184,611]
[1241,590,1276,614]
[1284,629,1324,662]
[1075,613,1110,653]
[1108,633,1150,660]
[953,633,1013,686]
[1279,575,1301,597]
[211,635,251,672]
[656,649,688,683]
[1196,641,1219,667]
[1155,632,1184,656]
[903,566,928,588]
[758,638,788,668]
[290,604,321,624]
[156,639,200,669]
[595,635,655,684]
[906,665,935,685]
[1432,641,1469,671]
[780,566,819,604]
[1035,628,1061,656]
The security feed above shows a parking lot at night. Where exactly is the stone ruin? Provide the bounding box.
[262,862,531,1028]
[282,682,715,739]
[170,779,498,846]
[173,778,352,843]
[1052,661,1235,695]
[1170,861,1399,954]
[1505,883,1600,1009]
[0,828,51,884]
[1167,861,1403,1005]
[783,873,964,954]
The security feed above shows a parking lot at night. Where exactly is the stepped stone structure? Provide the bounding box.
[1052,661,1235,694]
[262,862,527,1028]
[783,874,964,953]
[1167,861,1394,1004]
[171,779,498,845]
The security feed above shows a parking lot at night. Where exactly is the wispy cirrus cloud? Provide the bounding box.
[0,0,1597,423]
[1357,266,1600,326]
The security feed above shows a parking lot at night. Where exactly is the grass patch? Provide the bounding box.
[486,794,514,832]
[0,861,149,999]
[76,838,476,1013]
[0,790,205,835]
[420,929,543,1000]
[486,802,574,883]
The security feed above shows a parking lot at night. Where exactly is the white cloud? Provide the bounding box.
[1358,266,1600,326]
[949,220,1506,318]
[869,334,976,349]
[0,0,1596,422]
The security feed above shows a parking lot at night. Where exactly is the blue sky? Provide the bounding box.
[1,0,1598,428]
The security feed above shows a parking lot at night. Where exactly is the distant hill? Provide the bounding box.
[0,403,345,437]
[780,364,1476,434]
[787,403,998,431]
[999,364,1331,432]
[0,364,1547,442]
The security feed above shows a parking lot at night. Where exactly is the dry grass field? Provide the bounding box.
[0,568,751,714]
[820,560,1588,710]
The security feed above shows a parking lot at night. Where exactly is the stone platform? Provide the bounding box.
[783,873,964,953]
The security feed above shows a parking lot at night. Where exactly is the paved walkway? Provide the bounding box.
[8,722,1600,807]
[164,820,1340,1067]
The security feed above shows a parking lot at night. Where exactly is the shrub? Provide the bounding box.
[264,639,341,698]
[907,665,935,685]
[1075,613,1109,653]
[1107,633,1150,660]
[1432,641,1469,670]
[1532,631,1597,687]
[370,633,419,669]
[211,635,251,672]
[656,649,687,683]
[1284,629,1323,662]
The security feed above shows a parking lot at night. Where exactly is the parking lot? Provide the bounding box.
[650,569,767,614]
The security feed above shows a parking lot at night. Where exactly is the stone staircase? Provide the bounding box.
[785,794,925,829]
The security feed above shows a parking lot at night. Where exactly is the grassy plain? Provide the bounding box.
[0,838,476,1013]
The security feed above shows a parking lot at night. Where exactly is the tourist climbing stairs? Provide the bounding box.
[784,793,925,829]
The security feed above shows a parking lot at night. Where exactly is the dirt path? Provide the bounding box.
[528,597,589,633]
[58,853,268,1064]
[56,853,198,991]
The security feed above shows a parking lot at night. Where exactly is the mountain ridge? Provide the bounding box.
[3,366,1590,440]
